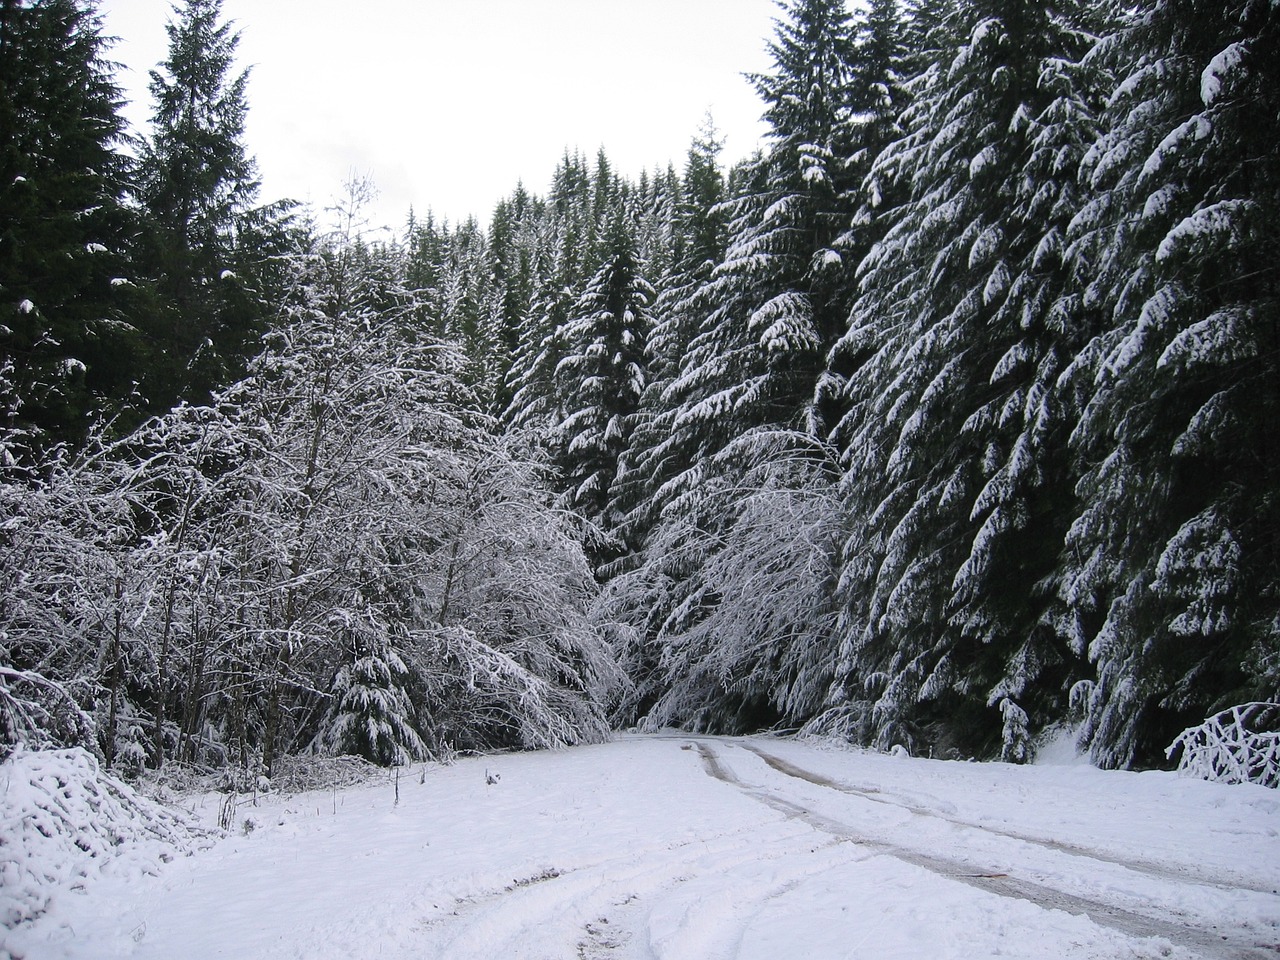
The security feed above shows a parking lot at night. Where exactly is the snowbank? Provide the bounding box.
[0,748,214,931]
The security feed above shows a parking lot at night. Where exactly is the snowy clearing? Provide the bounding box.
[5,735,1280,960]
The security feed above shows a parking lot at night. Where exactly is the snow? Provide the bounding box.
[0,749,213,930]
[5,736,1279,960]
[968,144,999,180]
[1201,42,1246,107]
[1157,200,1254,263]
[1142,116,1212,182]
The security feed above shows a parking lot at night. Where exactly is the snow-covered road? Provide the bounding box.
[9,736,1280,959]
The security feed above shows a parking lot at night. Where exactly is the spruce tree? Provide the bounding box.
[610,122,726,538]
[814,0,911,432]
[0,0,140,449]
[504,151,602,436]
[554,211,653,553]
[316,631,428,767]
[1061,0,1280,767]
[133,0,286,408]
[633,0,861,530]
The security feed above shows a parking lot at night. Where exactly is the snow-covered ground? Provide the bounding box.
[5,735,1279,959]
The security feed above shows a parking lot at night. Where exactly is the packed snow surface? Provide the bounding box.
[6,735,1279,959]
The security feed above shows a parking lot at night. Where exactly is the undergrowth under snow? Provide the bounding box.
[0,749,213,929]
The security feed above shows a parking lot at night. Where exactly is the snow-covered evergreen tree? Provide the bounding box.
[0,0,139,448]
[611,121,730,558]
[315,629,427,767]
[554,211,653,549]
[814,0,911,431]
[1060,0,1280,767]
[817,0,1107,758]
[625,0,861,540]
[133,0,290,407]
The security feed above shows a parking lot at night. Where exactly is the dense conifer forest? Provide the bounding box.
[2,0,1276,776]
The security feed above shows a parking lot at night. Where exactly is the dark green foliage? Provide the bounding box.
[132,0,291,410]
[1060,0,1280,767]
[0,0,141,449]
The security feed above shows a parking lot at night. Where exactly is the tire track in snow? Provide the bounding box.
[742,742,1277,896]
[418,816,858,960]
[695,741,1279,960]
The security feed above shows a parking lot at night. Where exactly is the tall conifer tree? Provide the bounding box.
[554,211,653,556]
[0,0,138,448]
[820,0,1106,758]
[1061,0,1280,767]
[134,0,286,407]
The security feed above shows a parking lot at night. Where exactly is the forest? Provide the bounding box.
[1,0,1276,779]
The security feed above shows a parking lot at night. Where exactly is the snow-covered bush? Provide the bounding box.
[419,625,616,754]
[1167,703,1280,788]
[608,429,846,732]
[269,753,384,793]
[0,669,97,759]
[999,698,1032,764]
[0,748,213,928]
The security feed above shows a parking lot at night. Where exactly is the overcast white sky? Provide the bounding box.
[97,0,780,231]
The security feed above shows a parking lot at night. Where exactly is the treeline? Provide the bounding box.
[2,0,1276,774]
[426,0,1277,768]
[1,0,619,775]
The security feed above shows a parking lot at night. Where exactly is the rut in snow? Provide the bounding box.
[693,741,1279,960]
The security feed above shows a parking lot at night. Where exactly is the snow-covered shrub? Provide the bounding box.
[101,696,152,773]
[419,625,615,754]
[269,753,384,793]
[1167,702,1280,788]
[0,669,97,759]
[608,429,846,733]
[0,748,214,928]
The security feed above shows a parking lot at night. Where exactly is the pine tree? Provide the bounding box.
[486,185,544,416]
[554,211,653,551]
[814,0,911,432]
[0,0,140,449]
[611,121,729,554]
[743,0,861,422]
[503,151,603,436]
[315,629,427,767]
[603,0,862,724]
[633,0,861,530]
